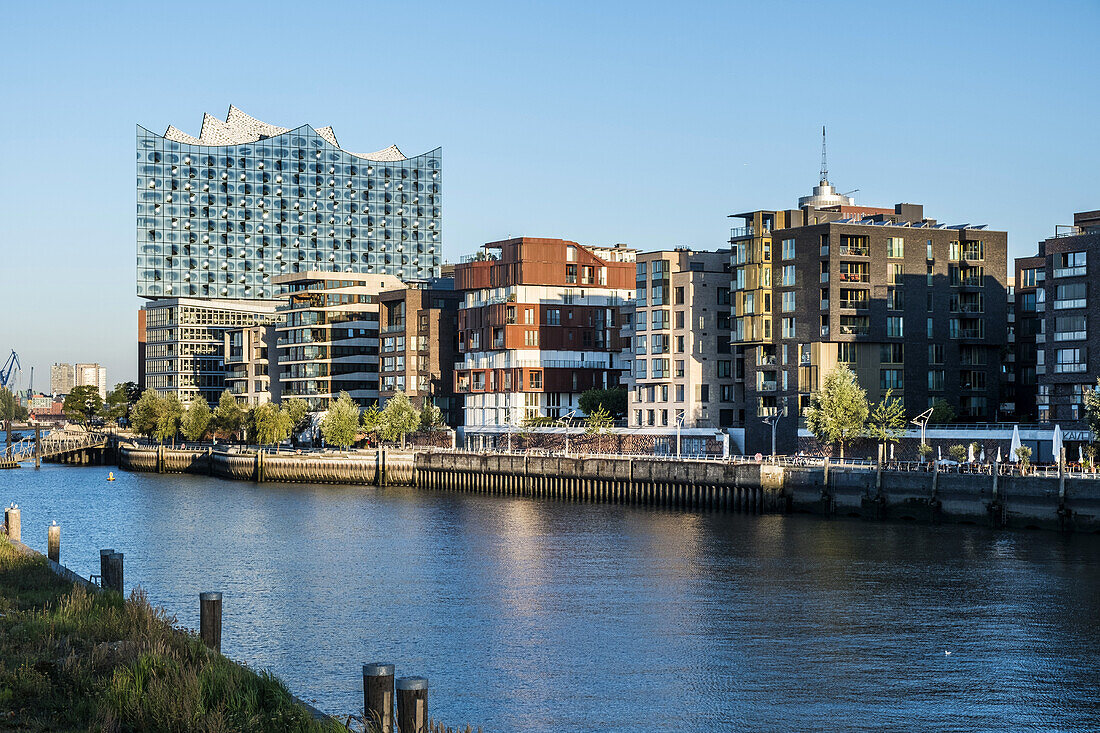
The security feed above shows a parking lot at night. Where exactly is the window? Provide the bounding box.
[1055,347,1087,373]
[840,234,869,256]
[927,318,934,338]
[524,330,539,346]
[782,238,796,259]
[782,265,796,286]
[635,335,647,354]
[962,241,984,261]
[888,263,903,285]
[675,311,685,329]
[675,286,685,305]
[927,264,934,287]
[566,264,577,283]
[840,316,869,335]
[1055,251,1087,278]
[1055,315,1087,341]
[880,369,903,390]
[887,288,902,310]
[567,245,577,262]
[636,261,646,278]
[886,316,904,338]
[887,237,904,258]
[675,335,685,353]
[717,360,732,378]
[525,308,534,324]
[782,317,796,338]
[838,343,857,363]
[635,360,646,378]
[928,370,944,391]
[1020,268,1043,287]
[529,371,542,389]
[652,310,670,330]
[651,334,669,353]
[881,344,904,363]
[1055,282,1087,309]
[782,291,796,312]
[926,240,934,260]
[651,285,666,306]
[546,309,561,325]
[651,359,669,378]
[948,241,961,260]
[636,286,647,306]
[675,360,685,378]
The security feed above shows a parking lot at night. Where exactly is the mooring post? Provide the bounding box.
[105,552,124,594]
[931,459,939,501]
[396,677,428,733]
[34,427,41,469]
[200,592,223,653]
[47,521,60,563]
[4,504,20,542]
[99,548,115,587]
[992,461,999,501]
[4,419,10,457]
[363,663,396,733]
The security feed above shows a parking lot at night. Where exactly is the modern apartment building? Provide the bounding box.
[142,298,281,405]
[454,237,635,441]
[137,106,441,300]
[621,249,735,439]
[74,364,108,400]
[378,280,463,426]
[731,178,1009,454]
[1013,208,1100,426]
[50,363,74,396]
[272,271,405,409]
[224,324,280,406]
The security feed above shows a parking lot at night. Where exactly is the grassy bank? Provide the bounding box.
[0,537,344,732]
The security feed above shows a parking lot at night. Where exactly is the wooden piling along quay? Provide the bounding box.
[413,452,787,514]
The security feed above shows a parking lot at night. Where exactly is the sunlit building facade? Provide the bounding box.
[136,106,441,300]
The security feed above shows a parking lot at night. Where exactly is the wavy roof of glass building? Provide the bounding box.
[137,106,441,300]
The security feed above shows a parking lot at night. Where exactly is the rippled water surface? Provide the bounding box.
[5,462,1100,731]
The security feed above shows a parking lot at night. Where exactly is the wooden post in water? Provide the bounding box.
[395,677,428,733]
[200,592,223,652]
[363,663,395,733]
[4,419,10,457]
[4,504,20,542]
[34,427,41,469]
[105,552,124,594]
[99,548,115,587]
[47,521,60,563]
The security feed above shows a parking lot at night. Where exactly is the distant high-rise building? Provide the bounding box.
[50,363,75,395]
[74,363,108,400]
[136,105,442,300]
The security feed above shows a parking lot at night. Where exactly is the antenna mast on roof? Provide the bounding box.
[820,125,828,184]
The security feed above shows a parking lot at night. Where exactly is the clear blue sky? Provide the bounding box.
[1,0,1097,389]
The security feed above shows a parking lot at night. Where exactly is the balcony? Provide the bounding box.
[757,380,777,392]
[381,322,406,334]
[838,245,870,257]
[1035,332,1046,344]
[837,272,869,283]
[820,325,830,337]
[1055,363,1088,373]
[1054,299,1087,310]
[838,299,867,309]
[953,329,984,340]
[819,272,830,284]
[838,325,869,336]
[1053,266,1086,278]
[820,299,830,310]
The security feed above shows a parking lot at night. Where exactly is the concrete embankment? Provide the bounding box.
[117,447,1100,532]
[119,445,415,485]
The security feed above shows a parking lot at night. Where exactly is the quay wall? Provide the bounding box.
[119,446,415,485]
[117,446,1100,532]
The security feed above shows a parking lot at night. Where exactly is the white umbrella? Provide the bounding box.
[1052,424,1063,464]
[968,444,975,463]
[938,445,942,461]
[1079,445,1085,464]
[890,443,895,460]
[996,446,1002,463]
[1010,425,1022,463]
[980,447,986,463]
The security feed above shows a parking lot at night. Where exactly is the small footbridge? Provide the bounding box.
[2,427,110,468]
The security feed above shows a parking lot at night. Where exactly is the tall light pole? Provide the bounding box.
[676,411,686,458]
[560,409,576,455]
[760,398,787,458]
[911,407,934,460]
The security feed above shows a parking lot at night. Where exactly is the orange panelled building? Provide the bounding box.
[454,237,636,434]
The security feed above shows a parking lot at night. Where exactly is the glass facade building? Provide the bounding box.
[137,106,442,300]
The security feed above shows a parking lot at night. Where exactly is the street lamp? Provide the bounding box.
[560,410,576,455]
[760,398,788,458]
[676,411,686,458]
[911,407,934,460]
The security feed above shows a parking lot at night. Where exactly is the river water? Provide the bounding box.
[4,462,1100,731]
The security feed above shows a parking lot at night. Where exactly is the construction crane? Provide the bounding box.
[0,350,20,391]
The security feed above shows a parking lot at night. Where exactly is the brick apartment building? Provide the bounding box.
[378,280,463,427]
[731,177,1009,454]
[1013,208,1100,426]
[454,237,635,445]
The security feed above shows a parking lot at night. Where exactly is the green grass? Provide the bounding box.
[0,538,345,732]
